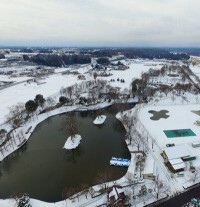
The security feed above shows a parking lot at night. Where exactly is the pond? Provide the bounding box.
[0,104,132,202]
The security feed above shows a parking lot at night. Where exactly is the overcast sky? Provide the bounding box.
[0,0,200,47]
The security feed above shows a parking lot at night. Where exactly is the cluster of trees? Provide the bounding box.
[23,54,91,67]
[0,54,5,59]
[59,79,121,106]
[11,193,32,207]
[81,48,191,60]
[5,94,45,130]
[96,57,110,65]
[122,48,190,60]
[80,49,118,58]
[131,64,200,102]
[117,78,125,83]
[25,94,45,116]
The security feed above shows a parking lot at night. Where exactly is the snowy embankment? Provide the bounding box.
[93,115,106,125]
[63,134,82,150]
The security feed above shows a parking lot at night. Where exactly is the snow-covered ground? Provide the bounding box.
[63,134,82,150]
[0,73,83,125]
[93,115,106,125]
[0,58,190,206]
[139,104,200,149]
[102,59,164,91]
[0,75,31,82]
[137,100,200,194]
[190,64,200,78]
[0,59,168,125]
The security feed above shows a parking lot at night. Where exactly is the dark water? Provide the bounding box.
[0,105,132,202]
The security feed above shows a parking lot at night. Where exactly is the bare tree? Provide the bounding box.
[89,187,95,198]
[46,97,56,107]
[66,115,78,141]
[125,172,134,184]
[191,168,200,183]
[81,184,89,199]
[93,72,98,82]
[6,103,25,129]
[154,176,163,199]
[132,133,142,151]
[67,86,73,101]
[62,186,69,206]
[96,171,112,190]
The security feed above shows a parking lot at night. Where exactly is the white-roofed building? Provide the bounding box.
[163,145,196,161]
[168,158,186,172]
[107,185,126,206]
[163,144,196,173]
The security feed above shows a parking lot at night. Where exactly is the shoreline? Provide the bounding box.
[0,102,114,162]
[0,101,137,206]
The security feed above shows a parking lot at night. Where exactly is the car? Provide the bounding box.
[177,172,184,177]
[191,198,200,206]
[166,143,175,147]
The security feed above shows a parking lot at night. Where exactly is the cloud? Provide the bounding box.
[0,0,200,47]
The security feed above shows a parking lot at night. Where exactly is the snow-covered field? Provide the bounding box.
[0,73,83,125]
[0,75,31,82]
[102,59,164,90]
[190,65,200,78]
[0,59,167,125]
[0,58,185,206]
[139,104,200,149]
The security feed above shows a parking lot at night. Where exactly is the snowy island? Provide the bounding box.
[93,115,107,125]
[63,134,82,150]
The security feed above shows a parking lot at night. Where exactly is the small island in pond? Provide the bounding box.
[63,134,82,150]
[93,115,107,125]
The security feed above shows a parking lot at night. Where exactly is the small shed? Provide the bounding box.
[143,155,156,180]
[107,185,126,207]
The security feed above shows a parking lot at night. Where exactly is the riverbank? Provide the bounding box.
[0,102,135,207]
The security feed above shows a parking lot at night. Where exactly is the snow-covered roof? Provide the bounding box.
[169,158,186,170]
[169,158,183,165]
[109,186,124,200]
[171,162,186,170]
[143,155,155,175]
[164,145,191,160]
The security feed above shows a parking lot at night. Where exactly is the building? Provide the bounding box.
[163,145,196,173]
[168,158,186,172]
[143,155,156,180]
[107,185,126,207]
[163,145,196,161]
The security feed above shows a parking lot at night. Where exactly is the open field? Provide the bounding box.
[0,59,167,125]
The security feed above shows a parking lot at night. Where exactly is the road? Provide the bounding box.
[147,183,200,207]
